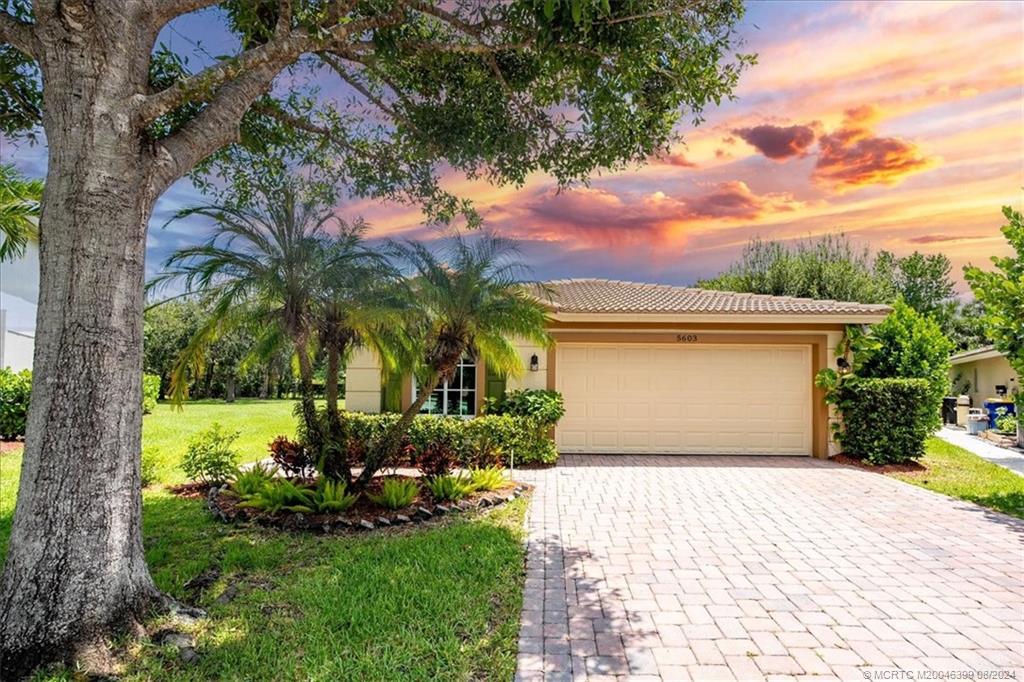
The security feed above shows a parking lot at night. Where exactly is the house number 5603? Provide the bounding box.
[675,334,699,343]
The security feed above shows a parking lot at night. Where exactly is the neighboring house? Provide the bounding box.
[0,309,34,371]
[345,279,891,459]
[949,345,1018,408]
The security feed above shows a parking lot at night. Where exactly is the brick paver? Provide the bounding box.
[513,455,1024,681]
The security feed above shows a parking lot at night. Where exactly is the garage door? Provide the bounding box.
[556,343,812,455]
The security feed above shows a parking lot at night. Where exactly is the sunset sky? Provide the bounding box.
[1,0,1022,329]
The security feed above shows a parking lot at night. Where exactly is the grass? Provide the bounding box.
[1,399,527,681]
[144,399,307,484]
[887,436,1024,519]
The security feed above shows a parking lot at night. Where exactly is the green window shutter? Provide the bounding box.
[485,364,506,402]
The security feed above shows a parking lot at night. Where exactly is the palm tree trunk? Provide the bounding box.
[294,334,321,452]
[321,342,354,483]
[353,370,446,491]
[325,345,340,423]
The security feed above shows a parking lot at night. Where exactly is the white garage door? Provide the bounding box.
[556,343,812,455]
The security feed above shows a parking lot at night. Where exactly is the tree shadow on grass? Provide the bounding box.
[134,491,529,681]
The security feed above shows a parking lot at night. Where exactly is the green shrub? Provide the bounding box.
[854,300,952,432]
[425,473,475,502]
[368,478,420,510]
[142,373,161,414]
[834,378,933,465]
[331,412,559,468]
[484,389,565,427]
[469,466,506,492]
[231,462,278,498]
[0,368,31,439]
[312,479,359,513]
[238,478,314,514]
[995,407,1017,435]
[140,446,160,487]
[181,422,240,485]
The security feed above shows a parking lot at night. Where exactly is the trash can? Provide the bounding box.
[955,395,971,426]
[983,399,1015,428]
[967,408,989,435]
[942,397,958,425]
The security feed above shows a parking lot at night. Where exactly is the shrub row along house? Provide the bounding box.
[347,278,891,459]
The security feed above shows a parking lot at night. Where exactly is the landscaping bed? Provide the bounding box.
[830,453,925,474]
[206,475,530,532]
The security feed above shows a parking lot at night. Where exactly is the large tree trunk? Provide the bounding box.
[225,375,236,403]
[0,20,163,677]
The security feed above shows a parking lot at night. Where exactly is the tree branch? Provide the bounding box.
[0,10,41,58]
[151,0,223,26]
[152,63,283,193]
[137,11,396,124]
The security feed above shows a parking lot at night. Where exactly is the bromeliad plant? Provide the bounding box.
[237,479,315,514]
[425,474,476,503]
[468,466,506,492]
[368,478,420,510]
[312,479,360,513]
[231,462,278,498]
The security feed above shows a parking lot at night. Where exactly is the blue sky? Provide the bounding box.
[2,1,1021,330]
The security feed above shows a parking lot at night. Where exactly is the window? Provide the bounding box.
[415,356,477,416]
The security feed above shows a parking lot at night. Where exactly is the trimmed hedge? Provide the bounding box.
[143,373,161,414]
[834,377,933,465]
[484,389,565,427]
[0,368,31,439]
[339,412,559,466]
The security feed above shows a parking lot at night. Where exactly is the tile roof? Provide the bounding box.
[536,278,893,316]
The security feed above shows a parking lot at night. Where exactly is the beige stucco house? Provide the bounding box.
[949,345,1018,408]
[344,279,891,459]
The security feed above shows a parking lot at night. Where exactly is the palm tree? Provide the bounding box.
[354,233,552,490]
[149,182,340,449]
[0,164,43,262]
[316,221,410,427]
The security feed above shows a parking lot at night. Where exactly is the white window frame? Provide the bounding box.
[413,356,478,417]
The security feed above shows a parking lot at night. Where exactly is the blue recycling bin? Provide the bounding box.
[983,399,1015,428]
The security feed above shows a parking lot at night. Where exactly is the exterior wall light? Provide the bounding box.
[836,357,851,374]
[529,353,540,372]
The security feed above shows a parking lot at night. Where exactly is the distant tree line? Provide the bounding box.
[143,299,302,402]
[697,234,988,351]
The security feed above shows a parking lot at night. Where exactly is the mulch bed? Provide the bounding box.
[204,475,531,534]
[830,453,926,475]
[0,440,24,455]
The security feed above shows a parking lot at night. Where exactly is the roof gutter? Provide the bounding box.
[549,312,891,325]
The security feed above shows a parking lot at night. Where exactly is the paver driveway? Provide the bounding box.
[513,455,1024,681]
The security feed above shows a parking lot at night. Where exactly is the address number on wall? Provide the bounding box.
[675,334,699,343]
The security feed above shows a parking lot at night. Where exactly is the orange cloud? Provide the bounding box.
[661,152,698,168]
[491,182,805,249]
[813,106,933,189]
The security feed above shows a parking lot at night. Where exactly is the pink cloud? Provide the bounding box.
[733,123,817,160]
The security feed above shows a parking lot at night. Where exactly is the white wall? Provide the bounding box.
[951,355,1018,407]
[2,329,34,372]
[344,347,382,413]
[506,340,549,391]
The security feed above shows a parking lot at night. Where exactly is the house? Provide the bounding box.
[344,279,891,459]
[0,309,34,371]
[949,345,1018,408]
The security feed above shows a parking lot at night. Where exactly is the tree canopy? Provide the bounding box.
[965,206,1024,381]
[3,0,753,222]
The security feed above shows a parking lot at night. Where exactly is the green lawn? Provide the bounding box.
[1,400,527,681]
[888,436,1024,520]
[144,399,307,484]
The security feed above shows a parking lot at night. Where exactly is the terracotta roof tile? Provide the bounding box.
[536,278,892,316]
